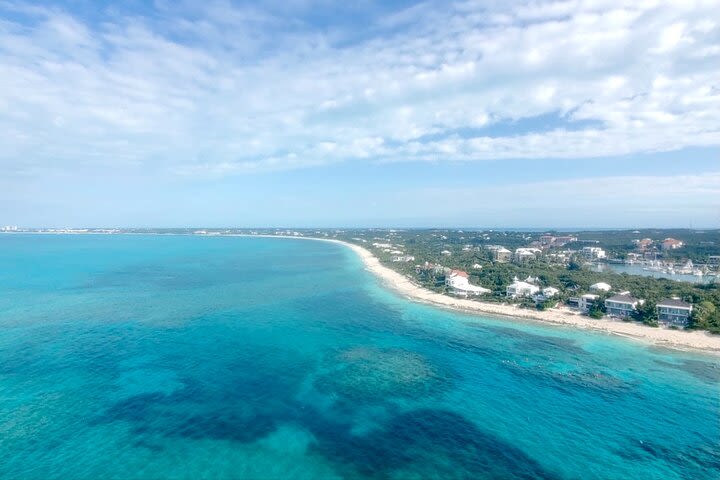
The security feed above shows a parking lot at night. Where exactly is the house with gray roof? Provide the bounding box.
[656,298,693,326]
[605,294,644,318]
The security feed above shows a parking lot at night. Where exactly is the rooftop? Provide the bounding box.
[606,294,640,304]
[449,269,469,278]
[657,298,692,309]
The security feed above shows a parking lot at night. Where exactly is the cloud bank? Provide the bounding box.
[1,0,719,177]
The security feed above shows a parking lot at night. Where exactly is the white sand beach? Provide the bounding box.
[16,231,720,354]
[270,236,720,356]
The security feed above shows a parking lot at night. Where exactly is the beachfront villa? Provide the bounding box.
[571,293,600,312]
[542,287,559,297]
[534,287,560,304]
[445,270,490,296]
[605,294,644,318]
[590,282,612,292]
[506,277,540,298]
[656,298,693,326]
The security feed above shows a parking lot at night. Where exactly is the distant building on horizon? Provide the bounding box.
[513,248,542,263]
[487,245,512,263]
[662,238,684,250]
[582,247,607,261]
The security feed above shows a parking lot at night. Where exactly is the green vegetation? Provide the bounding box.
[329,228,720,334]
[633,299,658,327]
[588,298,605,319]
[690,301,720,334]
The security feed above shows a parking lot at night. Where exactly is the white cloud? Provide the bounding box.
[0,0,718,176]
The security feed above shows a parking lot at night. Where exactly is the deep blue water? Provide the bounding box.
[0,234,718,479]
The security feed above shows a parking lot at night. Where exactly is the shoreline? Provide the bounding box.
[248,235,720,356]
[8,232,720,356]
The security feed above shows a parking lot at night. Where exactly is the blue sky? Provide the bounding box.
[1,0,719,228]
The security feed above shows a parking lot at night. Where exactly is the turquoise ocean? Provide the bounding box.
[0,234,718,479]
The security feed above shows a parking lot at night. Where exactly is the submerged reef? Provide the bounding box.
[314,346,446,402]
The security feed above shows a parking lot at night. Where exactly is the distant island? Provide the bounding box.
[4,227,720,351]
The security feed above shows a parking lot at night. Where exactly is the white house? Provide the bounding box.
[513,248,542,263]
[656,298,693,326]
[472,263,483,270]
[392,255,415,263]
[605,294,644,318]
[579,293,599,311]
[534,287,560,304]
[589,282,612,292]
[445,270,490,296]
[542,287,559,297]
[506,277,540,298]
[582,247,607,260]
[568,294,599,312]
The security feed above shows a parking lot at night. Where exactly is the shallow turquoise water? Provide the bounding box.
[0,234,718,479]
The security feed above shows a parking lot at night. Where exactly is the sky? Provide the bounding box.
[1,0,719,228]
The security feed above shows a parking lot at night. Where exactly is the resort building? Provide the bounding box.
[392,255,415,263]
[656,299,693,326]
[589,282,612,292]
[605,294,644,318]
[634,238,653,250]
[513,248,542,263]
[506,277,540,298]
[488,245,512,263]
[554,236,577,246]
[582,247,607,260]
[539,235,577,247]
[445,270,490,296]
[539,235,556,246]
[662,238,684,250]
